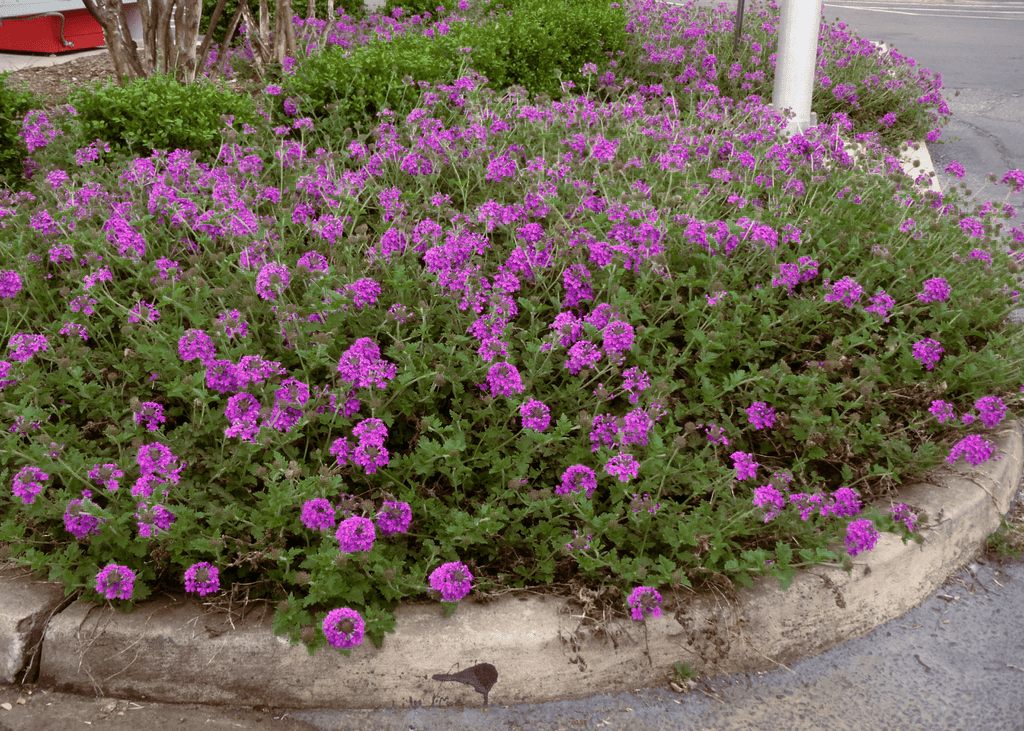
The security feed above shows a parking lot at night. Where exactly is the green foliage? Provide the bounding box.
[0,73,39,189]
[279,30,457,134]
[65,72,260,159]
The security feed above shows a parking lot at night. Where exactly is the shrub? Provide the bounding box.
[0,74,39,189]
[65,72,260,159]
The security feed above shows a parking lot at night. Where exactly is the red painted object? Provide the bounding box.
[0,8,106,53]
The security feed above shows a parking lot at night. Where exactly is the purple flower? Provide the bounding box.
[602,321,634,355]
[746,401,776,430]
[622,367,650,404]
[564,340,601,375]
[133,402,166,432]
[136,442,178,476]
[128,300,160,324]
[519,399,551,431]
[337,338,397,390]
[64,498,103,540]
[830,487,862,518]
[946,434,994,466]
[136,502,175,537]
[864,290,896,320]
[731,451,759,481]
[216,310,249,339]
[557,465,598,498]
[206,360,244,393]
[890,504,917,532]
[929,399,955,423]
[184,562,220,596]
[917,278,951,304]
[88,463,123,492]
[824,277,863,308]
[12,466,48,504]
[178,329,216,364]
[975,395,1006,428]
[753,484,785,522]
[944,161,966,179]
[0,270,22,298]
[627,586,662,621]
[95,564,136,600]
[8,333,49,362]
[959,217,984,238]
[429,561,474,602]
[604,452,640,482]
[352,417,387,446]
[335,516,376,552]
[485,362,524,397]
[255,262,290,300]
[1001,169,1024,194]
[352,442,389,474]
[844,519,879,558]
[323,607,365,649]
[484,154,517,182]
[376,500,412,536]
[301,498,336,531]
[912,338,944,370]
[329,437,352,466]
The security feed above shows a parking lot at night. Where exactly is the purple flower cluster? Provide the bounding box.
[11,466,48,504]
[255,262,290,300]
[485,362,524,397]
[64,497,103,540]
[376,500,412,536]
[890,504,917,532]
[823,276,863,308]
[519,399,551,431]
[604,452,641,482]
[746,401,776,430]
[622,367,650,404]
[134,402,166,432]
[89,463,124,492]
[95,564,136,600]
[350,417,390,474]
[946,434,994,466]
[132,441,184,498]
[928,399,955,423]
[136,502,175,537]
[753,484,785,522]
[912,338,944,370]
[974,395,1006,428]
[557,464,598,498]
[323,607,365,649]
[917,278,950,303]
[844,519,879,558]
[184,562,220,596]
[627,586,662,621]
[429,561,474,602]
[337,338,397,390]
[179,328,216,364]
[301,498,337,531]
[0,270,22,298]
[731,451,759,481]
[8,333,49,362]
[335,515,376,552]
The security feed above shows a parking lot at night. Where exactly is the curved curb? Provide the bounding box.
[15,423,1018,709]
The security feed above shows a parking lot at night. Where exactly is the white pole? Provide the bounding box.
[772,0,823,135]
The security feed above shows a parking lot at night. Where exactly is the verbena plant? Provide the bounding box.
[2,0,1023,656]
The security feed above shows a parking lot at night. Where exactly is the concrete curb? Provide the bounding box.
[0,424,1011,708]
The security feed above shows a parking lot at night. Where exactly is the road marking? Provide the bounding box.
[826,3,1024,18]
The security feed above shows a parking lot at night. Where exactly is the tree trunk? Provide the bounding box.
[81,0,146,83]
[196,0,231,77]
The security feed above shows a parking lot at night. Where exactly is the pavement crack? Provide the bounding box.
[913,654,931,673]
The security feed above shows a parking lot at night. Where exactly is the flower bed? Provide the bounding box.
[2,0,1024,654]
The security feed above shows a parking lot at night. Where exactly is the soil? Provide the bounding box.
[2,50,120,108]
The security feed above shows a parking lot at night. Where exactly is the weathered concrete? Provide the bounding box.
[36,425,1022,709]
[0,567,72,684]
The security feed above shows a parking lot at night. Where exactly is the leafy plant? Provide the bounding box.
[2,0,1022,658]
[0,73,39,189]
[65,71,260,160]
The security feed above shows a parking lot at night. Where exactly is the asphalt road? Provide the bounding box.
[822,0,1024,231]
